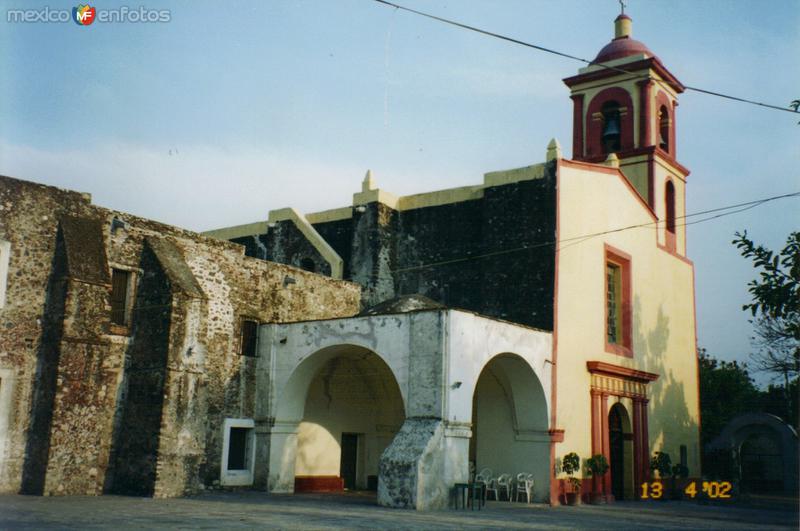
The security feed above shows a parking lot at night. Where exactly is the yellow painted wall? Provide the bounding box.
[554,161,700,480]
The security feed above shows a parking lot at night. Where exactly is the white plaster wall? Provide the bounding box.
[265,311,449,423]
[445,311,552,425]
[262,310,553,504]
[472,367,550,502]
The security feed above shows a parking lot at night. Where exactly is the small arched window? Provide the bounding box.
[601,101,622,154]
[659,105,670,153]
[665,180,676,251]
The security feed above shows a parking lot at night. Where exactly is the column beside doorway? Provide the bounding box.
[587,362,659,501]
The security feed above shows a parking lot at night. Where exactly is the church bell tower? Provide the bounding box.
[563,9,690,256]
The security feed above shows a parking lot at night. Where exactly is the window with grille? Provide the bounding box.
[607,263,622,344]
[605,245,632,356]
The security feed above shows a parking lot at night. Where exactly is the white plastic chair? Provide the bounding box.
[482,476,499,501]
[516,473,534,503]
[496,473,512,501]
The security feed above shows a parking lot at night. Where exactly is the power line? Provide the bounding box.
[371,0,798,115]
[388,191,800,274]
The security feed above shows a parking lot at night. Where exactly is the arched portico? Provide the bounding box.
[259,308,553,509]
[266,343,406,493]
[471,353,550,502]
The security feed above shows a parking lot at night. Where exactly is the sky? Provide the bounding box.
[1,0,798,385]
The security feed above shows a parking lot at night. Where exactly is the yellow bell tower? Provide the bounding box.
[563,10,690,256]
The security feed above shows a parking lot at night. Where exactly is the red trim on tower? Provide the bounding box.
[637,80,653,148]
[579,145,690,178]
[655,91,673,156]
[585,87,635,157]
[571,94,585,159]
[563,57,685,93]
[665,178,676,252]
[671,99,679,160]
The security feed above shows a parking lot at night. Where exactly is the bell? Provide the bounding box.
[602,116,621,152]
[659,129,669,149]
[603,116,621,139]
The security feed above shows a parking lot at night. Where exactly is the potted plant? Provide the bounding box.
[586,454,609,504]
[649,451,672,500]
[561,452,582,505]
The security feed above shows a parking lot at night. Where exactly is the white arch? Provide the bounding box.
[274,343,407,423]
[470,353,549,434]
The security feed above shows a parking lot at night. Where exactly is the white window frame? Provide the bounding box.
[220,418,256,486]
[0,240,10,309]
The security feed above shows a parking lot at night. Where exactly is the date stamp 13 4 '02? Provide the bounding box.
[640,481,733,500]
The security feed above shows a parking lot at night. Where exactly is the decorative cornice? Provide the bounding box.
[586,361,659,383]
[563,57,685,93]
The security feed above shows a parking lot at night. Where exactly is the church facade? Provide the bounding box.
[0,14,699,508]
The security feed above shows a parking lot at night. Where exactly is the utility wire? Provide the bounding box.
[388,191,800,274]
[371,0,799,115]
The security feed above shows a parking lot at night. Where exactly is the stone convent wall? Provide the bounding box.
[0,175,361,497]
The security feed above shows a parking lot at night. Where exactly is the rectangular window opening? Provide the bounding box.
[110,268,131,326]
[221,418,255,486]
[240,319,259,357]
[227,427,250,470]
[605,245,632,356]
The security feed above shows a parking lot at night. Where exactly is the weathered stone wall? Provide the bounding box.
[0,175,361,497]
[261,162,557,328]
[0,177,94,494]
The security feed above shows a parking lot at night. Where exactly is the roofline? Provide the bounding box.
[268,306,553,334]
[562,57,685,93]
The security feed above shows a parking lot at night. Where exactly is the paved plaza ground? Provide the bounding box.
[0,491,797,530]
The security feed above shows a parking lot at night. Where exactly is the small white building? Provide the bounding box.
[251,296,552,509]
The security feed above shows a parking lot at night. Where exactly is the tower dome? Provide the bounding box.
[594,14,654,63]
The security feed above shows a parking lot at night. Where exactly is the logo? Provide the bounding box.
[73,4,96,25]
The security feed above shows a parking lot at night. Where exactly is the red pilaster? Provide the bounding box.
[590,390,602,453]
[637,80,653,148]
[601,393,612,498]
[633,398,643,495]
[671,100,678,159]
[571,94,585,159]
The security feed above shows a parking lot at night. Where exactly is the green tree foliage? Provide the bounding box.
[732,230,799,425]
[699,349,799,441]
[698,348,760,445]
[733,231,799,328]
